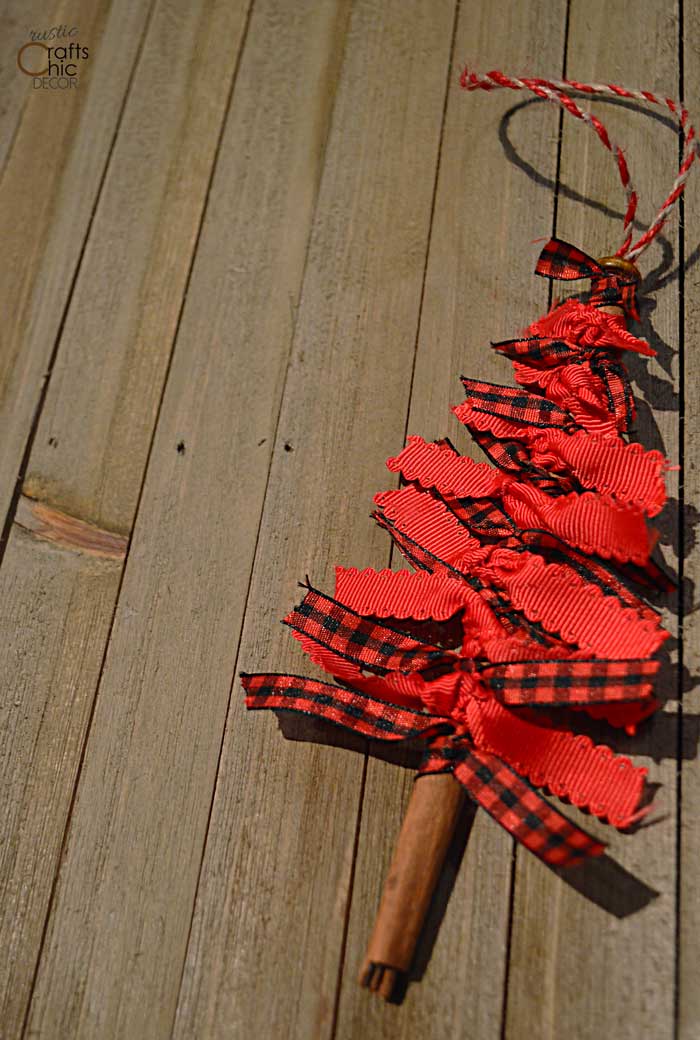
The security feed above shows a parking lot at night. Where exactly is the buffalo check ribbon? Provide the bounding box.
[242,671,606,866]
[491,336,637,433]
[590,352,636,431]
[282,584,446,674]
[242,672,449,742]
[243,574,658,863]
[419,737,604,866]
[535,237,640,320]
[476,656,659,708]
[242,229,666,874]
[455,377,579,431]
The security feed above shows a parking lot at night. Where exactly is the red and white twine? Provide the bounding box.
[461,68,699,262]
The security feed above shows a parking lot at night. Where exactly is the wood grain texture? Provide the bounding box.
[333,2,569,1036]
[21,0,252,534]
[0,0,61,173]
[0,2,695,1037]
[679,3,699,1037]
[24,1,356,1037]
[170,2,457,1037]
[0,0,250,1035]
[0,0,152,532]
[504,4,681,1039]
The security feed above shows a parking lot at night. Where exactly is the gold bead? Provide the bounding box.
[597,255,641,281]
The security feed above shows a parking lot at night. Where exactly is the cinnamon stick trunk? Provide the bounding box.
[358,771,465,999]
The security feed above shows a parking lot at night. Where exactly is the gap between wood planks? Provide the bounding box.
[674,1,686,1035]
[327,4,463,1030]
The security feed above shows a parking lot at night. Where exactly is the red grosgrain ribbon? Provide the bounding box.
[260,578,656,832]
[243,70,693,877]
[390,433,667,519]
[330,565,663,729]
[453,386,667,517]
[243,673,607,866]
[492,331,642,436]
[333,563,665,662]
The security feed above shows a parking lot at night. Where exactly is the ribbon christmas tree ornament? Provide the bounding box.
[241,69,698,1000]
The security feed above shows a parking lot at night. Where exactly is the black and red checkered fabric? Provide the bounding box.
[467,429,575,494]
[242,672,450,742]
[439,491,519,538]
[283,585,444,674]
[469,428,532,475]
[372,503,558,647]
[534,237,639,318]
[419,737,605,866]
[491,337,636,433]
[492,335,577,366]
[243,227,668,878]
[460,377,578,430]
[480,656,659,706]
[535,238,606,282]
[590,352,636,431]
[243,673,607,867]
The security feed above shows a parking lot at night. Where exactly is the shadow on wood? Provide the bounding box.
[275,702,663,992]
[549,852,659,917]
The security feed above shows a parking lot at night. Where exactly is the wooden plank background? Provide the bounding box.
[0,1,695,1037]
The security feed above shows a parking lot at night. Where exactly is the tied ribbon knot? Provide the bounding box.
[534,237,641,322]
[244,669,611,865]
[242,663,641,867]
[417,656,493,717]
[242,578,659,868]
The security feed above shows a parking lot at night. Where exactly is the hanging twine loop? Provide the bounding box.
[461,68,699,263]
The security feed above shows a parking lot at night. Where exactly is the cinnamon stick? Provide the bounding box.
[358,771,465,1000]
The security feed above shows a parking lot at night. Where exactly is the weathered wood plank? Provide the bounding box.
[505,4,681,1038]
[0,0,153,533]
[0,1,251,1034]
[167,2,459,1037]
[0,1,57,172]
[23,1,362,1037]
[332,2,569,1035]
[679,3,700,1037]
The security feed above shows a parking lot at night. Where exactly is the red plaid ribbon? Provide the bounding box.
[491,336,636,433]
[458,377,578,430]
[452,389,667,523]
[479,657,658,707]
[535,238,640,320]
[420,738,604,866]
[243,225,668,877]
[242,672,607,867]
[241,561,659,864]
[243,672,449,742]
[283,584,445,674]
[467,428,572,494]
[286,580,659,706]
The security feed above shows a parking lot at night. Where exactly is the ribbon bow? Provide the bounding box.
[242,577,658,869]
[243,671,606,866]
[535,237,640,320]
